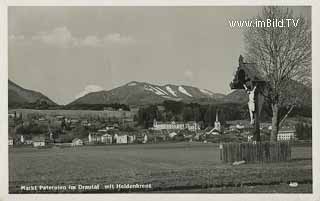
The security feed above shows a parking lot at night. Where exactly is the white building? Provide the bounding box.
[25,140,33,145]
[8,137,13,146]
[142,134,148,144]
[101,134,113,144]
[114,134,128,144]
[153,119,200,131]
[277,129,296,141]
[20,135,24,143]
[168,132,177,138]
[88,132,102,143]
[8,113,15,118]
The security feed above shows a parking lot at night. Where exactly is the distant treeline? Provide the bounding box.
[9,100,311,124]
[9,102,131,111]
[9,100,57,110]
[62,103,130,111]
[136,100,312,129]
[136,101,249,129]
[295,122,312,140]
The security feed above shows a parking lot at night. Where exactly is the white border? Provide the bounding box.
[0,1,319,201]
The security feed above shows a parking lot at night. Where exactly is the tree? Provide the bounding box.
[182,106,193,121]
[204,105,215,127]
[244,6,311,141]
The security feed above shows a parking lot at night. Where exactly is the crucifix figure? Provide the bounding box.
[230,55,267,142]
[243,84,256,125]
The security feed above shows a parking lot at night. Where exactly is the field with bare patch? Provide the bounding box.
[9,142,312,193]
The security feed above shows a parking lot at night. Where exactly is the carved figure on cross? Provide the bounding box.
[243,83,256,125]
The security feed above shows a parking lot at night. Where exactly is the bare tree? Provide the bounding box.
[244,6,311,141]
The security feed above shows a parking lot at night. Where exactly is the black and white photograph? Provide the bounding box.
[4,4,316,196]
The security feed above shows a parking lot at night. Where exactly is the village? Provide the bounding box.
[6,5,314,194]
[8,107,300,148]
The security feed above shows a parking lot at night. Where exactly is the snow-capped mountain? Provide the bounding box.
[69,81,226,106]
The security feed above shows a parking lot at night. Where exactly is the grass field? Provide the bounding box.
[9,142,312,193]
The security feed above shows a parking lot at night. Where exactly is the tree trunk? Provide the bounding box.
[270,103,279,142]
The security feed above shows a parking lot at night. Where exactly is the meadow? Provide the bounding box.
[9,142,312,193]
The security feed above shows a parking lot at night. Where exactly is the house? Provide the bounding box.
[55,115,65,120]
[101,134,113,144]
[152,119,200,131]
[260,122,272,130]
[88,132,102,144]
[226,120,251,131]
[25,139,33,145]
[8,112,21,119]
[72,138,83,146]
[8,113,15,118]
[135,134,148,143]
[277,128,296,141]
[114,134,128,144]
[38,117,47,122]
[185,121,201,131]
[32,136,46,147]
[69,119,80,128]
[206,127,220,135]
[70,119,80,123]
[37,118,49,125]
[81,120,91,127]
[143,134,148,143]
[105,125,115,130]
[8,137,13,146]
[20,135,25,144]
[137,134,148,143]
[168,132,177,138]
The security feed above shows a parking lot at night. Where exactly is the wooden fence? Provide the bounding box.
[220,141,291,163]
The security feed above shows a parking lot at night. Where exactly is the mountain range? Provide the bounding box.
[8,79,311,108]
[69,81,227,106]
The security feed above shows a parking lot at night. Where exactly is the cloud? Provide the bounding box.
[75,85,104,99]
[184,69,194,82]
[9,34,25,41]
[32,26,78,48]
[103,33,135,44]
[28,26,135,48]
[81,35,101,47]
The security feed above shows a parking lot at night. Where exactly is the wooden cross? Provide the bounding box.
[230,55,267,141]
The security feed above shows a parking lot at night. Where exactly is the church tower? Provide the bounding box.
[153,119,157,128]
[214,111,221,132]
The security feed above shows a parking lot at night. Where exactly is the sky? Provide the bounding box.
[8,6,311,105]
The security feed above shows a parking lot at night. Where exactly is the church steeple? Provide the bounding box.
[214,110,221,132]
[215,111,219,122]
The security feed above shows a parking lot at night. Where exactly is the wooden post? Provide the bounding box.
[254,84,261,142]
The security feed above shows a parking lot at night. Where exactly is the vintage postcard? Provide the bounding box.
[1,2,319,201]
